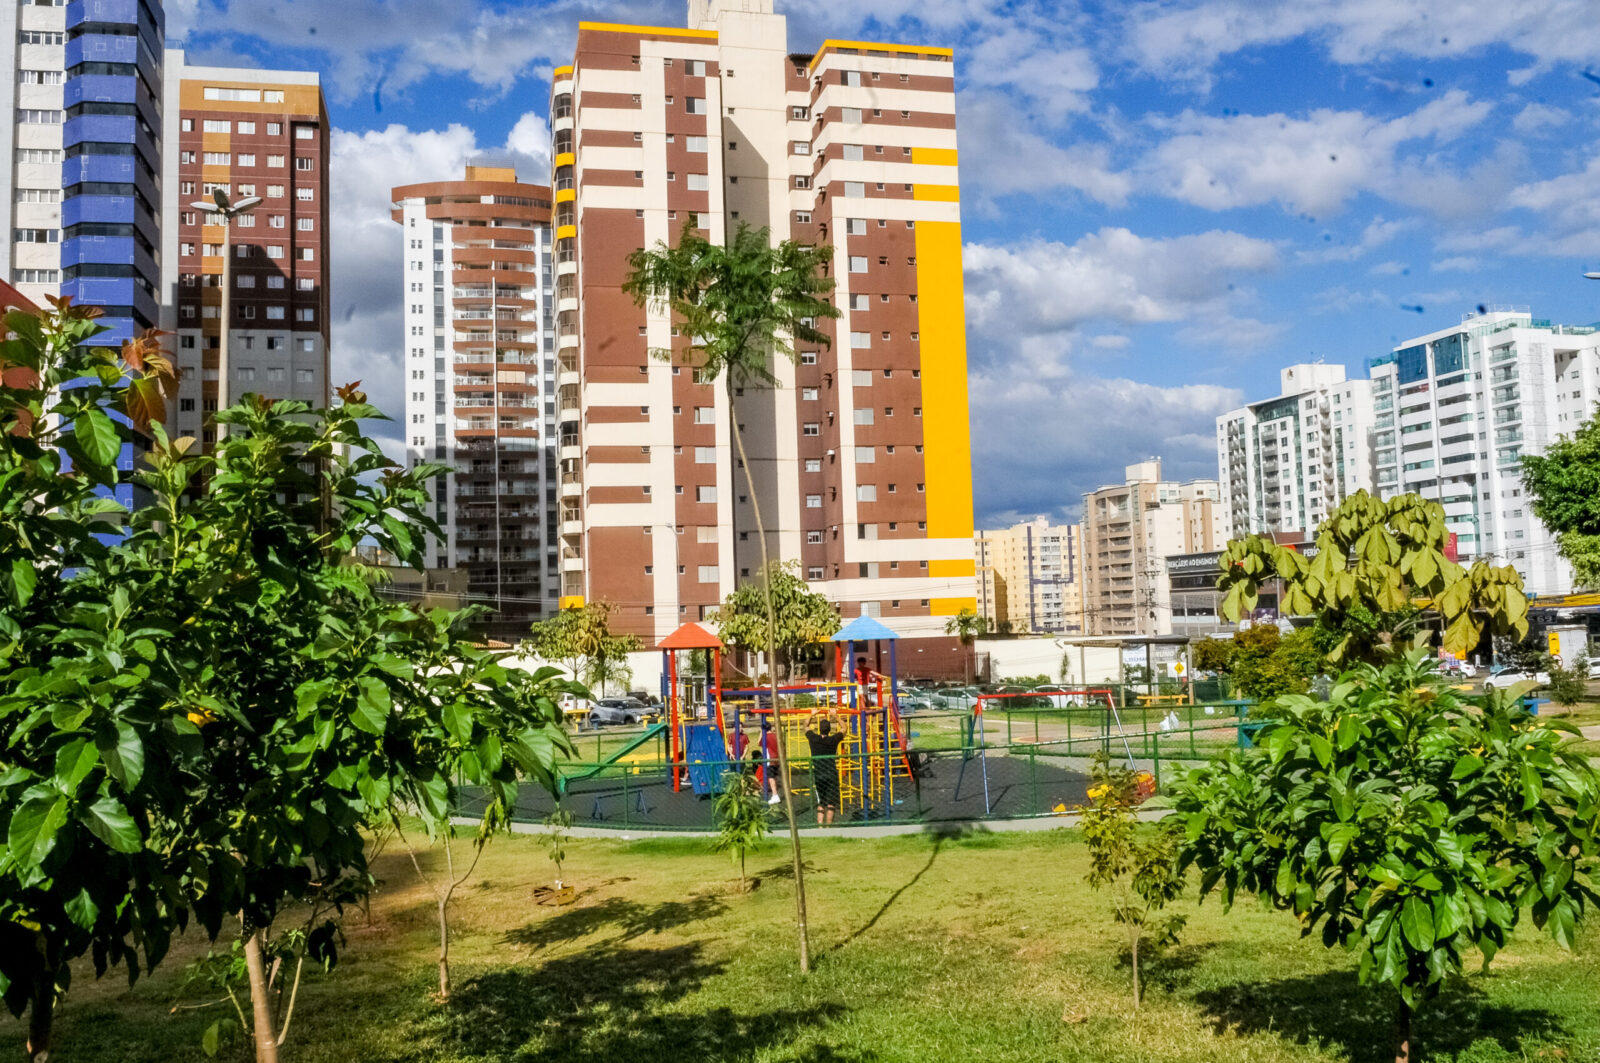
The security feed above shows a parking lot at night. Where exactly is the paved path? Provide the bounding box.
[1580,725,1600,742]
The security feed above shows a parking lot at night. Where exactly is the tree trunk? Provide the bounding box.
[243,928,281,1063]
[1130,931,1141,1012]
[1394,999,1412,1063]
[437,841,455,1002]
[729,394,810,973]
[25,971,52,1063]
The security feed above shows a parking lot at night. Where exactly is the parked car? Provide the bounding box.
[1483,667,1550,691]
[1588,657,1600,680]
[1441,659,1477,678]
[1032,685,1087,708]
[931,687,979,711]
[559,693,593,720]
[626,690,665,709]
[895,689,934,713]
[588,697,650,726]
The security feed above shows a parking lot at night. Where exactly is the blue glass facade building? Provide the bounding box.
[61,0,164,509]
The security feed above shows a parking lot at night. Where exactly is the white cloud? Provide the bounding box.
[1125,0,1600,83]
[328,117,551,458]
[1512,102,1571,134]
[964,227,1280,348]
[970,366,1242,524]
[957,94,1131,208]
[1298,214,1417,263]
[1141,91,1493,216]
[1509,155,1600,256]
[1431,256,1479,272]
[1368,260,1408,276]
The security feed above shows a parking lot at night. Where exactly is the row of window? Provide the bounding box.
[202,87,287,104]
[175,336,316,353]
[180,118,312,137]
[179,150,315,171]
[17,108,61,123]
[18,69,63,84]
[178,181,305,199]
[180,273,315,291]
[18,30,64,45]
[15,148,60,163]
[178,242,316,261]
[180,211,315,229]
[12,268,58,283]
[179,304,316,321]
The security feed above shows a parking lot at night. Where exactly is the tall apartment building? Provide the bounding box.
[1082,460,1224,636]
[975,517,1082,634]
[391,167,557,636]
[3,0,67,305]
[1216,363,1375,539]
[1370,308,1600,595]
[554,0,976,645]
[60,0,164,352]
[159,54,329,449]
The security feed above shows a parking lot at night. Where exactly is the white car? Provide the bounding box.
[1483,669,1549,691]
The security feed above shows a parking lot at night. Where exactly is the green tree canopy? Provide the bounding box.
[1217,492,1528,662]
[1521,415,1600,588]
[1174,649,1600,1062]
[1229,624,1323,702]
[713,561,839,681]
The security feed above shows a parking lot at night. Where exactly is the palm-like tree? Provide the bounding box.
[945,606,990,683]
[624,222,838,972]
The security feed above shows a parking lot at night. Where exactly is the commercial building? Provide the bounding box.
[975,517,1082,634]
[1370,307,1600,595]
[390,166,557,637]
[553,0,976,645]
[1216,363,1375,539]
[1082,460,1224,636]
[159,54,329,448]
[3,0,68,305]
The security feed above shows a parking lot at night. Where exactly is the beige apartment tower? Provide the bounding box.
[976,518,1082,634]
[1082,460,1224,636]
[553,1,976,658]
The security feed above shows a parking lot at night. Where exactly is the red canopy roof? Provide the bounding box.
[656,621,724,650]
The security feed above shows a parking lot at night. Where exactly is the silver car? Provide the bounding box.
[588,697,649,726]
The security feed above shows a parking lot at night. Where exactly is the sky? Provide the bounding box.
[166,0,1600,529]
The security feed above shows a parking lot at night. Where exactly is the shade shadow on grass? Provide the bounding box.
[405,942,860,1063]
[505,894,729,952]
[1193,969,1566,1062]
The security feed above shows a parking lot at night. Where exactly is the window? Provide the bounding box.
[686,135,708,153]
[295,126,315,140]
[14,188,59,203]
[267,276,285,289]
[808,567,825,580]
[850,332,871,348]
[792,141,811,155]
[697,565,720,583]
[695,446,716,463]
[855,446,874,463]
[267,123,282,136]
[686,173,709,191]
[853,408,874,425]
[295,308,315,322]
[14,148,60,164]
[805,459,822,473]
[237,275,255,288]
[18,70,63,86]
[800,351,818,365]
[857,485,877,501]
[237,154,256,167]
[296,369,313,383]
[265,245,285,259]
[18,109,61,124]
[17,32,64,46]
[685,96,707,114]
[807,530,824,544]
[265,91,285,104]
[686,59,706,76]
[792,106,809,119]
[297,278,315,290]
[849,256,868,273]
[296,187,314,201]
[296,218,314,231]
[694,406,715,424]
[205,87,262,103]
[298,248,314,260]
[295,157,314,171]
[266,154,286,167]
[267,185,285,197]
[266,306,286,320]
[806,494,822,508]
[238,121,256,135]
[842,145,864,161]
[267,368,286,383]
[203,120,231,134]
[696,486,717,503]
[802,422,820,436]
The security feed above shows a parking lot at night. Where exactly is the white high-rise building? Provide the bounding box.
[1216,363,1375,539]
[2,0,66,304]
[1370,308,1600,595]
[391,166,559,638]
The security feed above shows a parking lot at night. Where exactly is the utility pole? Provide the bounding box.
[191,189,262,441]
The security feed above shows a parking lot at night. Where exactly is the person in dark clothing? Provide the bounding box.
[805,710,846,824]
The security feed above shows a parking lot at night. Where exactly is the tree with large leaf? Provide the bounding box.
[624,221,839,972]
[122,392,581,1062]
[1520,414,1600,588]
[1216,491,1529,663]
[1173,648,1600,1063]
[712,561,840,684]
[0,300,199,1063]
[526,601,640,697]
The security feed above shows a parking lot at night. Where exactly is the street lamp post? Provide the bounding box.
[191,189,261,440]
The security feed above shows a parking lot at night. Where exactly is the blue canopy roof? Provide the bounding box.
[831,615,901,642]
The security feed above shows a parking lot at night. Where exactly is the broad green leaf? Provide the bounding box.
[8,795,67,866]
[349,676,391,735]
[76,408,122,469]
[83,795,141,853]
[95,720,145,790]
[1450,753,1483,780]
[8,558,36,609]
[1400,895,1435,952]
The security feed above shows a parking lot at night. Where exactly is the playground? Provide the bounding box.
[474,620,1255,832]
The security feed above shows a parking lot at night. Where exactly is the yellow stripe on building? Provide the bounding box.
[557,225,576,240]
[809,40,954,71]
[913,184,960,202]
[554,152,575,168]
[915,219,974,593]
[553,66,574,78]
[579,21,718,39]
[556,189,576,203]
[911,147,958,167]
[559,595,587,610]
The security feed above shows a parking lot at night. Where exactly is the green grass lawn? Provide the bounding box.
[22,828,1600,1063]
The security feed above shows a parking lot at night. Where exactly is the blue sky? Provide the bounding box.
[168,0,1600,527]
